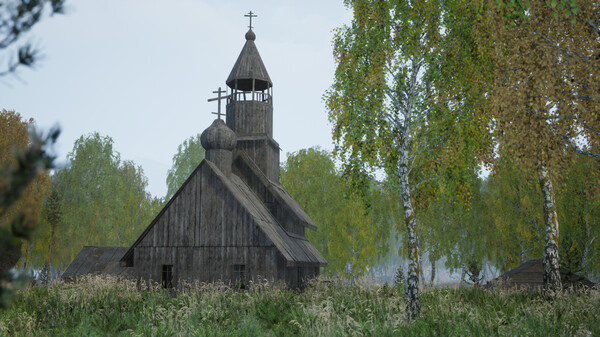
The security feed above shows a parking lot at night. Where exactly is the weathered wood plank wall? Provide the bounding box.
[132,162,283,286]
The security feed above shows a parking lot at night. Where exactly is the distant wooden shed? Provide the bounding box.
[61,246,130,281]
[487,259,595,289]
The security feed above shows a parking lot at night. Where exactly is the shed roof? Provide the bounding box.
[61,246,130,280]
[226,29,272,91]
[487,259,595,289]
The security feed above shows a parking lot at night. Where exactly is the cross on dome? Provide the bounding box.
[244,11,257,29]
[207,87,228,120]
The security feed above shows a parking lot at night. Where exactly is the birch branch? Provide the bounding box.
[580,120,600,140]
[534,29,600,71]
[587,19,600,34]
[563,136,600,158]
[410,177,435,194]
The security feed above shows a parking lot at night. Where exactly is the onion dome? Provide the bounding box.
[200,119,236,151]
[226,29,272,91]
[245,29,256,41]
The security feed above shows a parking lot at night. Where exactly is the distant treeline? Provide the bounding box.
[1,110,599,285]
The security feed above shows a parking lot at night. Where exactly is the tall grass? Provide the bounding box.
[0,275,598,336]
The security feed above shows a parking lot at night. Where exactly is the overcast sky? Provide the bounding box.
[1,1,353,198]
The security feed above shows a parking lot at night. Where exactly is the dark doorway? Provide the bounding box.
[233,264,246,286]
[162,265,173,288]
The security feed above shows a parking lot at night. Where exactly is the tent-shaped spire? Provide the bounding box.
[226,29,272,91]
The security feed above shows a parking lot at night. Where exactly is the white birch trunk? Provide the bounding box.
[537,164,562,292]
[389,50,423,320]
[399,162,420,320]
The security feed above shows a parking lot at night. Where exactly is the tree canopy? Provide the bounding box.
[37,132,159,271]
[165,134,205,201]
[281,147,393,278]
[0,109,57,308]
[0,109,51,272]
[326,0,498,319]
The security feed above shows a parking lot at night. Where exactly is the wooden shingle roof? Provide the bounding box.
[206,160,327,267]
[487,259,595,289]
[61,246,130,280]
[233,152,317,230]
[120,159,326,268]
[226,29,272,91]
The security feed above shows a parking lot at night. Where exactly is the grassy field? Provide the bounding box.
[0,276,598,336]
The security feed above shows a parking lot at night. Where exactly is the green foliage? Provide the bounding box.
[0,110,58,308]
[0,110,53,270]
[35,132,159,272]
[494,0,580,24]
[394,266,405,286]
[483,153,545,273]
[254,291,300,336]
[165,134,205,201]
[281,147,393,278]
[1,276,599,336]
[327,1,501,319]
[465,260,483,285]
[21,190,62,281]
[556,155,600,277]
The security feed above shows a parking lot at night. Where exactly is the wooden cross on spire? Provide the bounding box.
[244,11,257,29]
[207,87,228,120]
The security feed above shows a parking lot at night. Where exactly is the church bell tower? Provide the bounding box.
[225,12,280,182]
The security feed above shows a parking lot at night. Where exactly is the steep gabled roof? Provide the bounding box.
[121,161,205,266]
[226,29,272,91]
[215,160,326,266]
[62,246,130,280]
[120,159,326,267]
[233,152,317,230]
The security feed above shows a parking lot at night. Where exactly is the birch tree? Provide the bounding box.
[326,0,479,319]
[467,0,600,292]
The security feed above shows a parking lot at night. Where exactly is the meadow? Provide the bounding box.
[0,276,598,337]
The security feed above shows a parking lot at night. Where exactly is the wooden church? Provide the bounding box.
[62,15,327,288]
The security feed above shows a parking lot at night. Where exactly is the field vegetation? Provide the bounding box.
[1,275,598,336]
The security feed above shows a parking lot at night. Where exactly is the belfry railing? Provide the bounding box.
[229,91,271,103]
